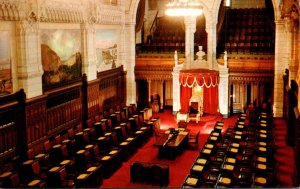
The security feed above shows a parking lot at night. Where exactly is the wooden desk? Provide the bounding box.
[154,129,189,160]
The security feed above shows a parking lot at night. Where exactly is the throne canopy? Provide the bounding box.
[179,69,219,115]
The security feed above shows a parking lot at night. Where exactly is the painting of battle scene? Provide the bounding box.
[96,29,118,72]
[41,29,82,89]
[0,30,12,96]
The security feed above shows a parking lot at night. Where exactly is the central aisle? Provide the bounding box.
[101,110,235,188]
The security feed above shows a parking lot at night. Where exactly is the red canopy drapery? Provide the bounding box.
[180,85,192,113]
[179,69,219,114]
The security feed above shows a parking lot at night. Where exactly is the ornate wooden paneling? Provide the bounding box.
[228,58,274,83]
[135,57,182,80]
[45,83,82,137]
[0,104,18,160]
[0,67,127,167]
[87,79,101,119]
[97,66,126,112]
[0,90,26,168]
[26,96,47,152]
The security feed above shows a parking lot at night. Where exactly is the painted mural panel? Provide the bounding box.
[41,29,82,89]
[96,29,117,72]
[0,30,12,96]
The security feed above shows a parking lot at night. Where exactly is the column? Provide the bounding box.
[172,65,182,113]
[241,83,246,113]
[160,80,164,109]
[119,5,126,68]
[290,20,299,83]
[206,20,217,70]
[81,22,97,81]
[252,82,258,106]
[218,67,229,117]
[274,20,288,117]
[15,20,43,99]
[148,79,151,103]
[184,16,196,69]
[257,82,261,106]
[229,82,233,115]
[285,19,295,81]
[124,22,137,105]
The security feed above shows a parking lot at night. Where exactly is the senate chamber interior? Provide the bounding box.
[0,0,300,188]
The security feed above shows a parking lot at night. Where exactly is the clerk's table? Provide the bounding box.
[154,128,189,160]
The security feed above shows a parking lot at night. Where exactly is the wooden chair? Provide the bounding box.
[0,172,22,188]
[152,121,165,144]
[178,121,187,129]
[188,102,202,123]
[188,131,200,150]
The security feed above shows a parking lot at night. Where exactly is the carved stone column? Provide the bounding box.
[274,20,287,117]
[285,18,295,82]
[81,22,97,81]
[290,19,299,83]
[184,16,196,69]
[206,20,217,70]
[172,64,183,113]
[16,20,43,98]
[218,65,229,117]
[119,1,126,68]
[124,22,137,105]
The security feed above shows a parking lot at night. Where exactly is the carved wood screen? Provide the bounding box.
[45,83,82,136]
[0,66,126,165]
[87,79,101,120]
[25,82,83,152]
[26,97,47,149]
[0,90,26,169]
[97,66,126,112]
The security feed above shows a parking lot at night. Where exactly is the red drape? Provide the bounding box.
[203,86,219,114]
[180,85,192,113]
[179,69,219,115]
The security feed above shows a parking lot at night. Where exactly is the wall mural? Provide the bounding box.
[41,29,82,89]
[96,29,117,72]
[0,30,12,96]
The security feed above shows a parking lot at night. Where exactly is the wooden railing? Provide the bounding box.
[0,66,126,169]
[0,90,26,170]
[45,83,82,136]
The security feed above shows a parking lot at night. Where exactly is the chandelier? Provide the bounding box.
[165,0,203,17]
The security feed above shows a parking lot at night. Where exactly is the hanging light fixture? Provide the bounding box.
[165,0,203,17]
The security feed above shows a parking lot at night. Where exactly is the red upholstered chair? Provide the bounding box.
[188,131,200,150]
[178,121,187,129]
[150,94,160,113]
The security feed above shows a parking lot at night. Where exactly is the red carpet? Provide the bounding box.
[273,119,295,187]
[102,110,226,188]
[102,110,295,188]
